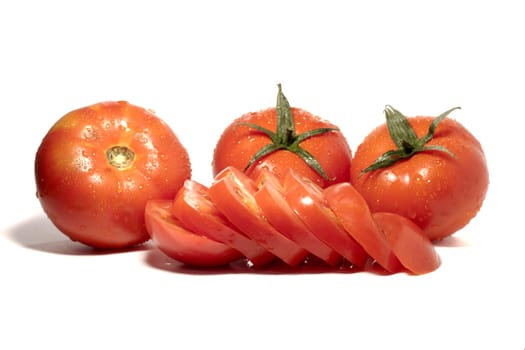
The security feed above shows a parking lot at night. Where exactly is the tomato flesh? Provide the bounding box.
[209,168,309,266]
[254,170,341,266]
[145,200,241,267]
[324,183,402,273]
[172,179,275,267]
[283,170,369,268]
[373,212,441,275]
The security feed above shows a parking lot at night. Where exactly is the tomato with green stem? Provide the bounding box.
[212,84,352,188]
[351,105,489,240]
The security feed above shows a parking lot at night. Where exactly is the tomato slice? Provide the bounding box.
[145,200,242,267]
[172,179,275,267]
[254,170,341,266]
[283,170,369,268]
[208,167,309,267]
[324,183,402,273]
[372,212,441,275]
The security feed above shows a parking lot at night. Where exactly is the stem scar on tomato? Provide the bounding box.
[106,145,135,170]
[239,84,339,181]
[360,105,461,175]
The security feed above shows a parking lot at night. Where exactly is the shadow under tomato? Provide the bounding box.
[7,214,150,256]
[143,247,393,276]
[433,235,472,248]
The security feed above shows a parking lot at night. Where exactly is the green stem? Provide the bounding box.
[240,84,338,180]
[360,105,460,175]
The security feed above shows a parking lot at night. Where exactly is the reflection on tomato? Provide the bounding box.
[35,101,191,249]
[283,170,369,268]
[145,200,241,267]
[254,169,341,267]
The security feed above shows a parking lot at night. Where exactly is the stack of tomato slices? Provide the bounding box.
[145,166,441,274]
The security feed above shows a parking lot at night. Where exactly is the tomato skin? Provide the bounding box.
[145,200,241,267]
[172,179,275,267]
[283,170,370,267]
[372,212,441,275]
[208,168,309,266]
[35,101,191,249]
[212,107,352,188]
[254,170,342,267]
[351,116,489,240]
[324,183,402,273]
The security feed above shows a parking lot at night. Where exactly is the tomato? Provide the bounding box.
[350,106,489,240]
[212,84,352,188]
[145,200,241,267]
[254,169,342,267]
[208,167,309,266]
[372,212,441,275]
[34,101,191,249]
[324,182,402,273]
[283,170,370,268]
[172,179,275,267]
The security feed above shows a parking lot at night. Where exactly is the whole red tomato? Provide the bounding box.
[35,101,191,249]
[212,84,352,188]
[350,105,489,241]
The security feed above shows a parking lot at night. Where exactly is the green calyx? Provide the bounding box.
[240,84,338,180]
[360,105,461,174]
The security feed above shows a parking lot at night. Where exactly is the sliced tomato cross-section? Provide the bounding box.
[324,182,402,273]
[209,167,309,267]
[172,179,275,267]
[145,200,242,267]
[373,212,441,275]
[283,170,370,268]
[254,169,341,267]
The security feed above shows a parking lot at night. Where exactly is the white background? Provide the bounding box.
[1,0,523,349]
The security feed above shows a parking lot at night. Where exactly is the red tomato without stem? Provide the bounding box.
[373,212,441,275]
[145,200,241,267]
[208,167,309,267]
[254,169,342,267]
[35,101,191,249]
[283,170,370,268]
[172,179,275,267]
[351,106,489,240]
[213,84,352,188]
[324,182,402,273]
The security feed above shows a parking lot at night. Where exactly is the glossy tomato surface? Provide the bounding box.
[254,169,341,267]
[283,170,369,267]
[324,183,402,273]
[373,212,441,275]
[172,179,275,267]
[35,101,191,249]
[212,106,352,188]
[145,200,241,267]
[351,115,489,240]
[209,167,308,266]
